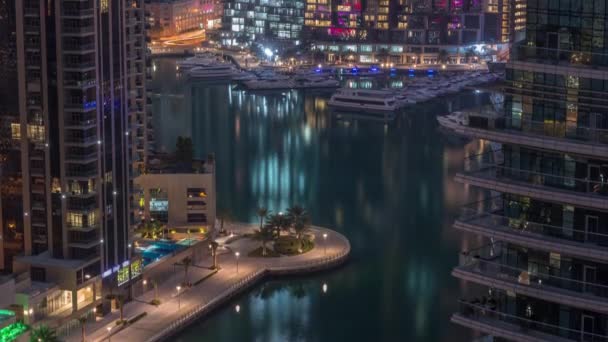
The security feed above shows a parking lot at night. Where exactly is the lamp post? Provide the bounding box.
[176,286,181,310]
[322,233,328,255]
[235,252,240,273]
[107,326,112,342]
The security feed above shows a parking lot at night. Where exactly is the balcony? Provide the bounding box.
[452,300,603,342]
[453,243,608,313]
[62,25,94,36]
[65,151,98,164]
[457,156,608,211]
[64,99,96,112]
[63,42,96,53]
[62,8,94,18]
[64,78,96,89]
[68,223,99,232]
[511,43,608,71]
[64,135,97,146]
[456,198,608,261]
[439,112,608,159]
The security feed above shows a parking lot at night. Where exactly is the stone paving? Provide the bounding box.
[64,224,349,342]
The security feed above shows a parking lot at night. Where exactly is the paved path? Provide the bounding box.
[66,224,349,342]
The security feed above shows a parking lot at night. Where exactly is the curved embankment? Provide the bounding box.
[145,226,350,342]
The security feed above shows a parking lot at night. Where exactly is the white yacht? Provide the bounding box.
[177,55,217,70]
[188,63,238,80]
[328,88,399,113]
[295,77,340,89]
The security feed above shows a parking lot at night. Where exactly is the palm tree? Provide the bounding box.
[175,136,194,166]
[265,213,289,238]
[465,48,477,63]
[116,294,126,323]
[209,240,219,269]
[286,205,310,240]
[29,325,59,342]
[438,49,449,64]
[78,316,87,342]
[312,50,325,64]
[216,208,232,234]
[182,256,192,286]
[376,48,389,64]
[256,207,269,230]
[136,219,163,239]
[253,225,274,256]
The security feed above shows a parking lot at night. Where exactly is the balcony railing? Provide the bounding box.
[456,300,608,342]
[460,243,608,299]
[512,43,608,70]
[465,112,608,146]
[463,153,608,197]
[459,197,608,249]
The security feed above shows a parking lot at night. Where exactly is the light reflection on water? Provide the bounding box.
[149,58,489,341]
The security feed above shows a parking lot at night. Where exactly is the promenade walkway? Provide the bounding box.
[65,224,349,342]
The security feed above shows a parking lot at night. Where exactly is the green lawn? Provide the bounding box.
[274,236,314,255]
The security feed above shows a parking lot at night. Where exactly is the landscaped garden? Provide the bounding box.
[249,205,315,257]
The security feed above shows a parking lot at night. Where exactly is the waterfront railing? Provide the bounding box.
[459,197,608,249]
[457,300,608,341]
[459,243,608,299]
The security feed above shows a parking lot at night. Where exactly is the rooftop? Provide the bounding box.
[15,252,99,270]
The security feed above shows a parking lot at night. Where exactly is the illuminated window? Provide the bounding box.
[27,124,44,142]
[87,210,98,226]
[67,212,83,227]
[101,0,109,13]
[11,123,20,140]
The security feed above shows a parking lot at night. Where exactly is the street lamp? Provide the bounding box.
[107,326,112,342]
[322,233,328,255]
[176,286,182,310]
[235,252,240,273]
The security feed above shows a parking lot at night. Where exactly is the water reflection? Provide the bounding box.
[150,58,489,341]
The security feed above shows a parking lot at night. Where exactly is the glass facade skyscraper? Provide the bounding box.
[441,0,608,340]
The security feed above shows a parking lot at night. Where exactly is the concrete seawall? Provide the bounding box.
[147,228,350,342]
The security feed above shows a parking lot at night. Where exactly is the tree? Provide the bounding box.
[115,294,126,323]
[312,50,325,64]
[175,136,194,166]
[29,325,59,342]
[376,48,389,64]
[465,48,477,63]
[256,207,269,230]
[216,208,233,234]
[78,316,87,342]
[209,240,219,269]
[287,205,310,242]
[265,213,290,238]
[181,256,192,286]
[438,49,449,63]
[253,225,274,256]
[136,219,163,239]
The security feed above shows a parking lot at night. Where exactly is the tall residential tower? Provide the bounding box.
[1,0,146,323]
[441,0,608,340]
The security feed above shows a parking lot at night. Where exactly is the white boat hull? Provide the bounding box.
[328,100,397,113]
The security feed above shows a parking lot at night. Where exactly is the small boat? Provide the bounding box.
[328,88,399,113]
[437,111,467,130]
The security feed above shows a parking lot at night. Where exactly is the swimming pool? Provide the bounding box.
[138,238,199,266]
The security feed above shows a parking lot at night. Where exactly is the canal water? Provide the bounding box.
[149,58,489,342]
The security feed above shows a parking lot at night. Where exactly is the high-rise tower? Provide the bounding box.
[441,0,608,340]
